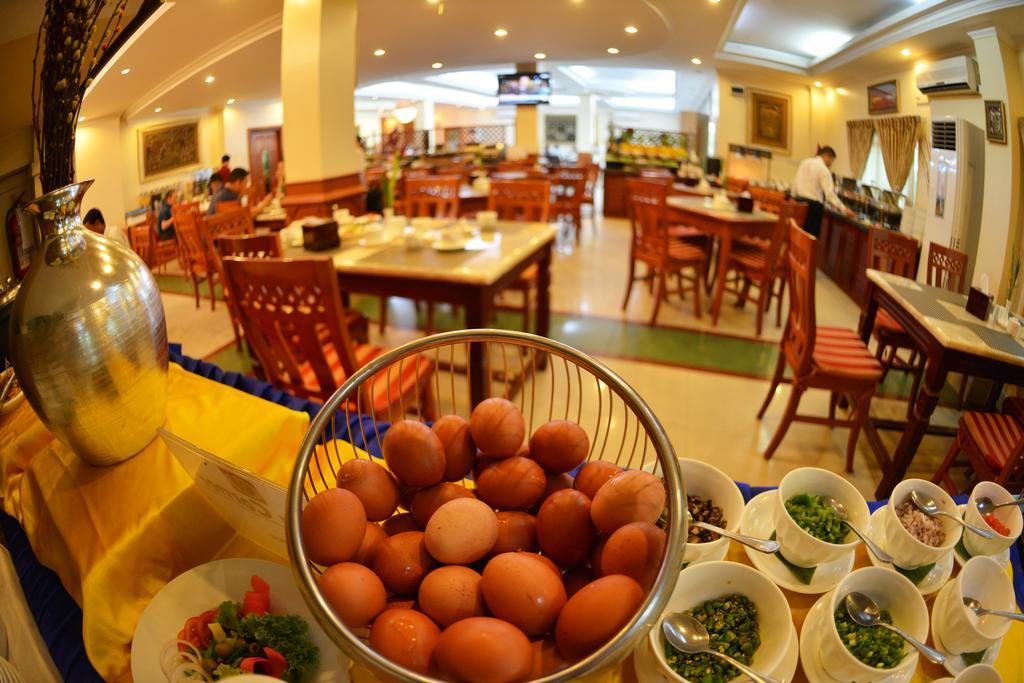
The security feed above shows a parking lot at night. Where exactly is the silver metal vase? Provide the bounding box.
[9,179,168,466]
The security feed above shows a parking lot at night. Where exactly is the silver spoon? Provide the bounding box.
[824,496,894,564]
[910,490,996,539]
[962,597,1024,623]
[662,612,780,683]
[843,592,946,664]
[0,369,14,405]
[687,513,780,554]
[975,495,1024,516]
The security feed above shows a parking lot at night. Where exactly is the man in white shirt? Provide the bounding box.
[791,146,854,237]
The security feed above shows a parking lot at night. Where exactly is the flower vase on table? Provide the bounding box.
[9,180,168,466]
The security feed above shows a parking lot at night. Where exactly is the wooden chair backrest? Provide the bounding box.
[172,206,209,273]
[204,206,255,244]
[726,177,750,194]
[218,233,282,259]
[750,186,786,215]
[927,242,968,294]
[550,169,587,212]
[764,200,807,274]
[405,176,461,218]
[496,161,534,173]
[783,219,817,377]
[870,228,918,280]
[488,180,551,222]
[215,200,243,214]
[220,257,359,401]
[626,179,669,256]
[130,224,153,265]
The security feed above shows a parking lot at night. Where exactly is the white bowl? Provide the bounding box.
[648,560,793,682]
[678,459,745,566]
[951,663,1003,682]
[933,556,1014,654]
[964,482,1023,557]
[819,567,929,682]
[884,479,962,568]
[774,468,868,567]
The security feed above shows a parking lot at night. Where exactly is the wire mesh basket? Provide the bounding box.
[286,329,686,682]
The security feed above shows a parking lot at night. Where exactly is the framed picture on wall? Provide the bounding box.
[747,89,790,154]
[867,80,899,115]
[138,120,201,181]
[984,100,1007,144]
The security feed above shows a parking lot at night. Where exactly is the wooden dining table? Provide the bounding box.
[858,269,1024,498]
[283,219,557,406]
[666,195,777,325]
[457,184,488,216]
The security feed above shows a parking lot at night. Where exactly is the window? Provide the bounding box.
[859,131,918,205]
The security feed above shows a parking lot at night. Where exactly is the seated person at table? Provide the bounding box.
[83,208,129,248]
[156,189,178,240]
[208,174,224,198]
[207,167,271,216]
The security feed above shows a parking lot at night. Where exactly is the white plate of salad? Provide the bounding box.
[131,558,349,682]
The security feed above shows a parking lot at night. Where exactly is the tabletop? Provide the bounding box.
[283,219,556,287]
[666,195,777,223]
[867,269,1024,369]
[671,183,713,197]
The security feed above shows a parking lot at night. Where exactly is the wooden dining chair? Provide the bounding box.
[582,163,599,210]
[869,228,922,410]
[622,179,708,324]
[488,180,551,222]
[927,242,968,294]
[405,176,461,218]
[129,224,154,267]
[218,233,282,259]
[172,206,219,310]
[221,256,437,419]
[931,409,1024,494]
[550,168,587,244]
[204,206,255,244]
[149,209,179,274]
[215,200,243,214]
[757,220,883,472]
[725,177,750,194]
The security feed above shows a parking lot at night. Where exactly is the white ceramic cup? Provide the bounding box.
[410,216,432,232]
[774,467,868,567]
[477,210,498,230]
[963,482,1023,557]
[952,663,1003,683]
[819,567,928,682]
[884,479,962,569]
[932,556,1013,655]
[676,459,746,566]
[386,215,407,232]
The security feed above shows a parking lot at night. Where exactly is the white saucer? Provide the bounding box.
[954,505,1012,569]
[799,591,914,683]
[865,507,954,595]
[741,491,855,595]
[931,579,1004,676]
[431,240,468,252]
[637,618,800,683]
[682,540,731,567]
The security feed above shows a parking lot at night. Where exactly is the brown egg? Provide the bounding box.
[601,522,667,589]
[574,461,622,500]
[554,574,644,661]
[470,398,526,458]
[382,420,446,487]
[542,472,575,501]
[372,531,436,595]
[530,637,571,678]
[529,420,590,474]
[589,536,608,576]
[353,522,388,566]
[410,482,476,527]
[435,618,532,683]
[300,488,367,565]
[562,567,595,598]
[425,498,499,564]
[482,552,567,636]
[516,551,561,578]
[536,489,597,567]
[590,470,666,533]
[336,459,401,522]
[318,562,387,628]
[493,511,538,554]
[418,566,487,628]
[476,456,546,510]
[369,608,441,675]
[432,415,477,481]
[382,512,421,536]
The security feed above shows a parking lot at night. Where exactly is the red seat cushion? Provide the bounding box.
[667,241,707,262]
[298,343,432,413]
[1002,396,1024,423]
[812,326,884,381]
[963,411,1024,471]
[872,309,908,337]
[736,236,769,250]
[729,249,768,272]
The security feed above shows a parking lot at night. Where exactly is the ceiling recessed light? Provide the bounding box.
[494,28,508,37]
[624,25,638,34]
[204,75,215,84]
[154,107,162,113]
[373,48,386,56]
[691,57,702,65]
[900,48,911,56]
[120,68,131,75]
[836,87,848,95]
[432,62,443,69]
[226,98,236,104]
[607,47,620,54]
[709,0,720,3]
[813,81,823,87]
[534,52,547,60]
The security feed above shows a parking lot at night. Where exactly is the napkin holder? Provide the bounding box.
[966,287,993,321]
[302,217,340,252]
[736,195,754,213]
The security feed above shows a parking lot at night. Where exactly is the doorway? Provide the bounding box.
[247,126,282,195]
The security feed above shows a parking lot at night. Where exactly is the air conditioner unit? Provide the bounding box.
[916,55,980,95]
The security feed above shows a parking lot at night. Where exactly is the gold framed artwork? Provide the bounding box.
[984,100,1007,144]
[867,80,899,115]
[747,89,790,154]
[138,120,201,181]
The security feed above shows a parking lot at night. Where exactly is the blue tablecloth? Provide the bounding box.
[2,344,1023,681]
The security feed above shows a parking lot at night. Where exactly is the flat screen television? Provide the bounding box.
[497,72,552,105]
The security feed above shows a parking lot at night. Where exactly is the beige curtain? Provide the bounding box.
[874,115,922,193]
[846,119,875,179]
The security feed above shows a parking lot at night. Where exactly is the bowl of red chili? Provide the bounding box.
[963,481,1022,558]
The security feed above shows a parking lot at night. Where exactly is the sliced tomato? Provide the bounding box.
[240,647,288,678]
[183,616,212,649]
[240,574,271,616]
